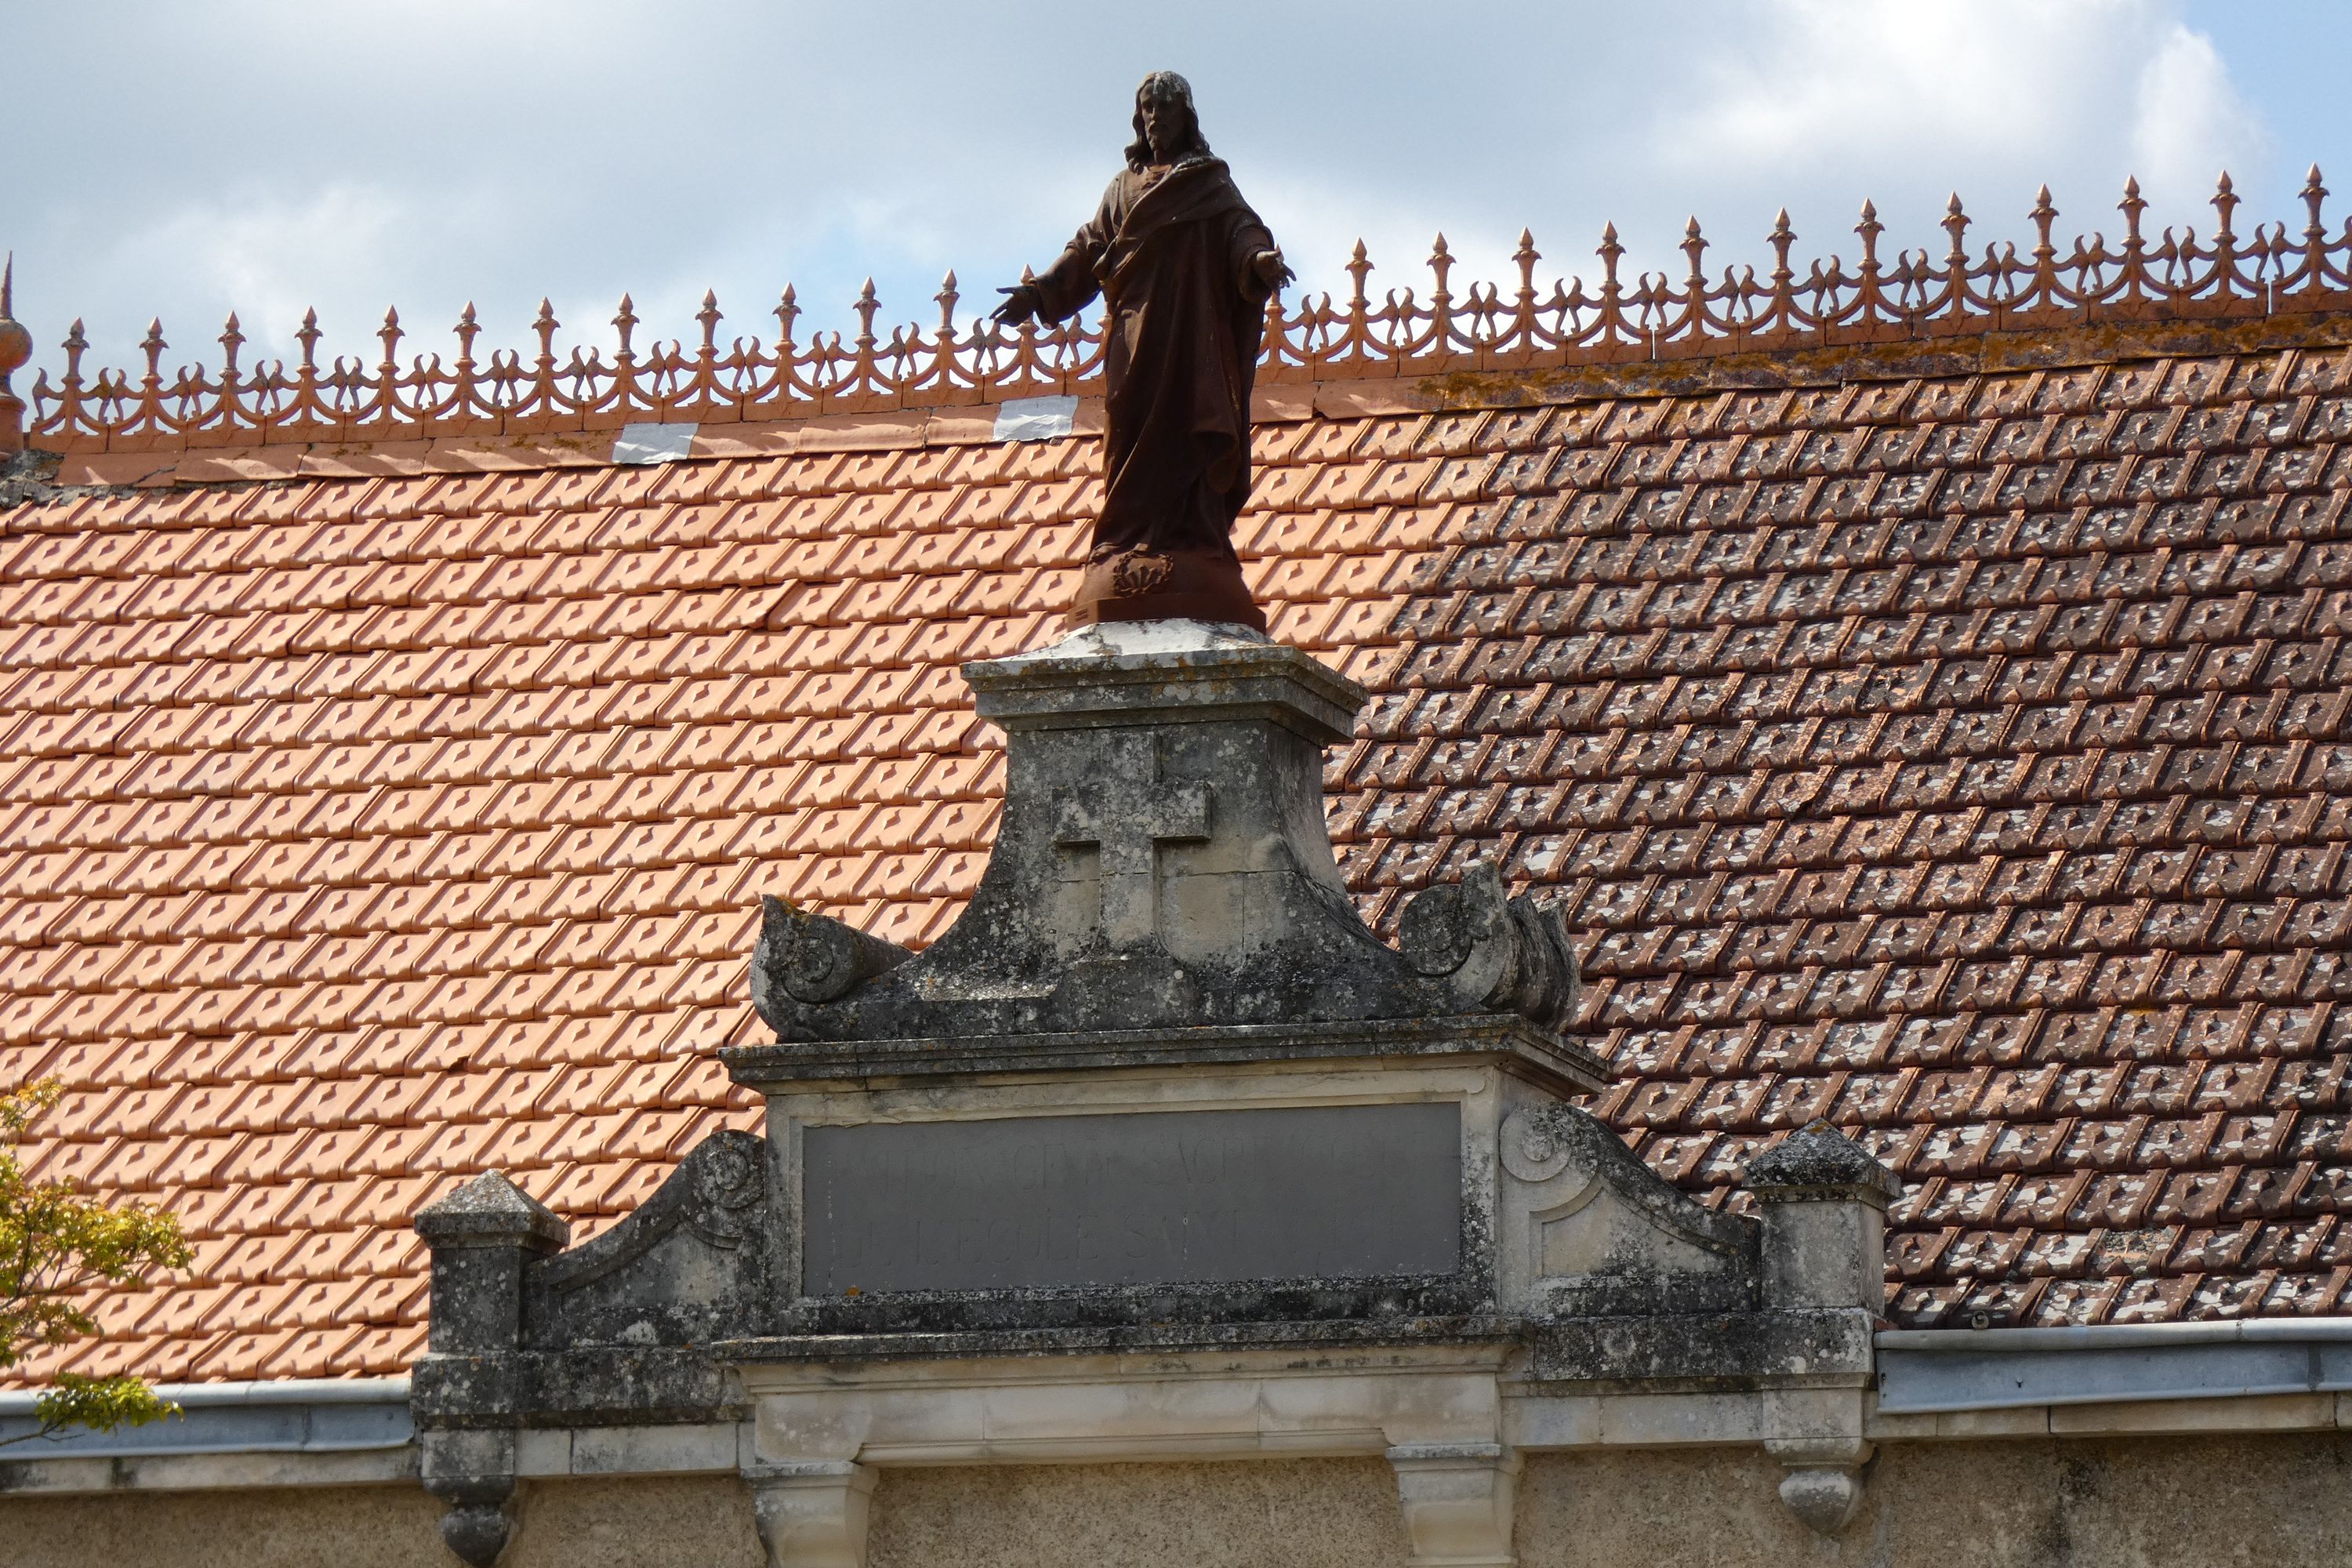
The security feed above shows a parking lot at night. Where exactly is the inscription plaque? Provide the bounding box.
[801,1102,1461,1294]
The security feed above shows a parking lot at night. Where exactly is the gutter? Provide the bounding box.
[0,1377,412,1458]
[1875,1319,2352,1414]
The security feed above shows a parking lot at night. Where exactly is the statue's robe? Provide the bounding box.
[1029,154,1278,627]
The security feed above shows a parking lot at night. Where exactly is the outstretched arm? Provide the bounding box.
[994,250,1095,325]
[995,187,1117,328]
[1230,210,1290,300]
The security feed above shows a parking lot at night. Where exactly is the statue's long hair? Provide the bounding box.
[1123,71,1210,171]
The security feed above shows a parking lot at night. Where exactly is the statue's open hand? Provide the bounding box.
[1250,249,1294,292]
[991,285,1042,328]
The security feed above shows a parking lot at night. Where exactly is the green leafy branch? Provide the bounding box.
[0,1080,191,1446]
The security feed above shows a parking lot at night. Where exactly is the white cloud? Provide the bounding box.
[1660,0,2129,172]
[1602,1,2285,285]
[0,0,2317,390]
[2130,22,2271,212]
[118,189,430,358]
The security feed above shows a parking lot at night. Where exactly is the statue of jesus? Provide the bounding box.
[993,71,1290,632]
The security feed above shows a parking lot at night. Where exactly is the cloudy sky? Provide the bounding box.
[7,0,2347,390]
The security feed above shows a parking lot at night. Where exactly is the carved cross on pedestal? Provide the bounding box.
[1054,742,1212,949]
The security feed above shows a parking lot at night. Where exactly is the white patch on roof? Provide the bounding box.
[613,422,699,465]
[991,395,1078,443]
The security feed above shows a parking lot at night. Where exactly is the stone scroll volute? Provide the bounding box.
[1492,1104,1758,1316]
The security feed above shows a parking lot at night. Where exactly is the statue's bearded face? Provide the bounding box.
[1137,85,1186,162]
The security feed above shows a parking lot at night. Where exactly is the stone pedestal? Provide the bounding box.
[740,620,1581,1047]
[719,622,1595,1568]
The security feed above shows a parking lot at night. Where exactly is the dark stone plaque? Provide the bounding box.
[800,1102,1461,1294]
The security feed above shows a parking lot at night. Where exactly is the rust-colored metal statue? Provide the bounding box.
[994,72,1290,631]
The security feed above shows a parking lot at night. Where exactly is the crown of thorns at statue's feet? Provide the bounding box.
[1109,550,1176,597]
[1066,546,1268,632]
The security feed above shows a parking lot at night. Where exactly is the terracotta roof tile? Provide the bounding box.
[20,339,2352,1377]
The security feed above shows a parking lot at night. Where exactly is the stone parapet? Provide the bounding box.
[412,619,1899,1563]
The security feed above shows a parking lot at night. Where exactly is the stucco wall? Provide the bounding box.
[6,1436,2350,1567]
[1520,1435,2352,1566]
[0,1482,446,1568]
[868,1457,1410,1568]
[0,1476,760,1568]
[504,1475,764,1568]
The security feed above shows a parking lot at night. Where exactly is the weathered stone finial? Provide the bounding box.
[425,1432,518,1568]
[747,1461,878,1568]
[1776,1463,1868,1539]
[1743,1119,1903,1205]
[413,1174,568,1567]
[1744,1119,1898,1316]
[1745,1121,1900,1539]
[416,1168,570,1244]
[414,1171,569,1353]
[0,254,31,456]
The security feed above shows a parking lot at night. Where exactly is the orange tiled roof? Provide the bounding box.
[9,325,2352,1384]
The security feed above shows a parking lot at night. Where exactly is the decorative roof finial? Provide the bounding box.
[17,177,2352,450]
[0,252,31,456]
